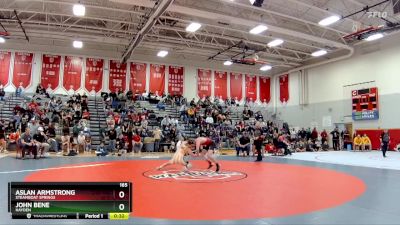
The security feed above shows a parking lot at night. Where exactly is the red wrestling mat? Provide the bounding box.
[24,160,366,220]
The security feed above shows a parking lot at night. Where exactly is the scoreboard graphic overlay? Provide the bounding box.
[352,87,379,120]
[8,182,132,220]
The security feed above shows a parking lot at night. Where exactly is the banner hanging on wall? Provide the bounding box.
[168,66,184,96]
[130,62,147,94]
[12,52,33,88]
[63,56,83,91]
[41,54,61,90]
[230,72,243,101]
[245,74,257,102]
[279,74,289,103]
[259,76,271,104]
[149,64,165,95]
[109,60,127,92]
[0,51,11,86]
[85,58,104,93]
[214,71,227,100]
[197,69,212,99]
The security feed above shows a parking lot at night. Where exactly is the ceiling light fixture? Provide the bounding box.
[157,50,168,57]
[73,40,83,48]
[0,37,5,43]
[267,39,284,47]
[311,49,327,57]
[186,22,202,32]
[365,33,384,41]
[250,25,268,34]
[318,15,340,26]
[260,65,272,71]
[73,3,86,17]
[224,60,233,66]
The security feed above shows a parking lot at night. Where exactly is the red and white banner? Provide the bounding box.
[130,62,147,94]
[168,66,184,95]
[245,74,257,102]
[149,64,165,95]
[12,52,33,88]
[197,69,212,98]
[0,51,11,86]
[41,54,61,90]
[85,58,104,93]
[109,60,127,92]
[230,72,243,101]
[63,56,83,91]
[259,76,271,103]
[214,71,227,100]
[279,74,289,103]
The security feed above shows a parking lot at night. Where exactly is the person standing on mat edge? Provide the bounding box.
[254,132,265,162]
[380,130,390,158]
[195,137,220,172]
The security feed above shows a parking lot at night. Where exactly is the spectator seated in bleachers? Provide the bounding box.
[20,128,37,159]
[236,133,251,157]
[0,86,5,101]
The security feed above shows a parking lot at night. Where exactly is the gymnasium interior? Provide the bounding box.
[0,0,400,224]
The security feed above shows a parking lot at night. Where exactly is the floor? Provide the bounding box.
[0,152,400,225]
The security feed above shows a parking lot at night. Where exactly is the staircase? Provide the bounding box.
[87,97,107,147]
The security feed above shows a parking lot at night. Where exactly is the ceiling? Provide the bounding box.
[0,0,399,75]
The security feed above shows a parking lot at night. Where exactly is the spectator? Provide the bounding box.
[77,131,86,154]
[21,128,37,159]
[0,120,6,153]
[15,82,24,97]
[353,134,363,151]
[236,133,251,157]
[107,128,117,152]
[132,133,143,153]
[153,127,162,152]
[311,127,318,142]
[0,87,5,101]
[33,127,50,158]
[380,130,390,158]
[362,134,372,151]
[254,134,265,162]
[330,127,340,150]
[95,141,109,156]
[321,129,328,144]
[46,123,60,154]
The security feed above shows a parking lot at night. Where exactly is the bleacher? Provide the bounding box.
[0,92,282,154]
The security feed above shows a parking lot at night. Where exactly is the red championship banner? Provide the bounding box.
[12,52,33,88]
[245,74,257,102]
[149,64,165,95]
[168,66,184,95]
[130,62,147,94]
[0,51,11,86]
[85,58,104,93]
[230,72,243,101]
[279,74,289,103]
[214,71,227,100]
[259,76,271,104]
[41,54,61,90]
[197,69,212,98]
[63,56,83,91]
[109,60,127,92]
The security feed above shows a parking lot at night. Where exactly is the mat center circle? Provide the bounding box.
[143,169,247,183]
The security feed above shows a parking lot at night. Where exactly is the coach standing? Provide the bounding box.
[380,130,390,158]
